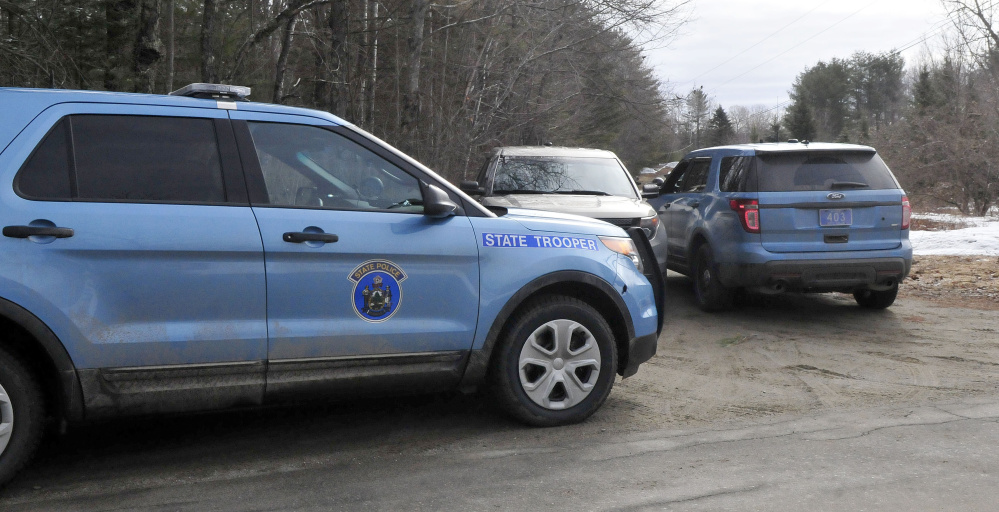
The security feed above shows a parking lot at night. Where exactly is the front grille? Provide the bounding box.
[599,218,639,228]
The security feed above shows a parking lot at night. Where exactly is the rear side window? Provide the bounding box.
[719,156,753,192]
[16,115,225,203]
[16,119,73,199]
[756,151,898,192]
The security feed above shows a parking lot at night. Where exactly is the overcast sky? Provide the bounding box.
[642,0,951,110]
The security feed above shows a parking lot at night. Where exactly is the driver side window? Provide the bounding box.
[247,122,423,213]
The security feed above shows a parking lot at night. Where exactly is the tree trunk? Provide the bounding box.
[272,13,299,104]
[105,0,137,91]
[366,1,378,128]
[326,0,349,115]
[133,0,162,93]
[167,0,175,91]
[400,0,428,153]
[201,0,219,82]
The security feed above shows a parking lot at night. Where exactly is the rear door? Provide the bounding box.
[755,150,904,253]
[0,104,267,414]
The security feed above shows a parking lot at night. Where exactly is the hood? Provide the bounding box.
[481,194,655,220]
[500,208,627,237]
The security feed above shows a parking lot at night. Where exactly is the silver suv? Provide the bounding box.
[462,146,668,273]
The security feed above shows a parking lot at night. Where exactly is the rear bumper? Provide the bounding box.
[621,332,658,378]
[718,257,911,291]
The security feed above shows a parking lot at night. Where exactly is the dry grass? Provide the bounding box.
[902,255,999,310]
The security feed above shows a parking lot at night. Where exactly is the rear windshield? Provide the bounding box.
[756,151,898,192]
[492,156,638,198]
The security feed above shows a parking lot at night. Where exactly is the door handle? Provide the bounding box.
[3,225,74,238]
[283,232,339,244]
[689,201,700,208]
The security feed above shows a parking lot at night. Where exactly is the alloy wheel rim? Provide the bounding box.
[0,381,13,456]
[518,319,601,410]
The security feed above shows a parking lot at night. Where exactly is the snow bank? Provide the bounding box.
[910,212,999,256]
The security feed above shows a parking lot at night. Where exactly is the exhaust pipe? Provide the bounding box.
[754,280,787,295]
[869,278,896,291]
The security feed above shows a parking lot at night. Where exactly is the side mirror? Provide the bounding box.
[652,176,665,187]
[423,183,458,219]
[459,180,484,195]
[641,183,660,198]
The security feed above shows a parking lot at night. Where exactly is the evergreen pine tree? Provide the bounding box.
[706,106,734,146]
[782,100,817,141]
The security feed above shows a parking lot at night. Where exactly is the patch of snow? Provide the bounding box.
[910,213,999,256]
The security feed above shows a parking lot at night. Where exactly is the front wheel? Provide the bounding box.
[854,284,899,309]
[490,296,617,427]
[0,347,46,487]
[692,244,735,311]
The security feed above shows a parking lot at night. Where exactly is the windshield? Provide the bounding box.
[492,156,638,198]
[756,151,898,192]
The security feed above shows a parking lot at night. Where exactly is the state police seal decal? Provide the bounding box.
[348,260,408,322]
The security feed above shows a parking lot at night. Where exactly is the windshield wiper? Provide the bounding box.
[829,181,869,190]
[551,190,612,196]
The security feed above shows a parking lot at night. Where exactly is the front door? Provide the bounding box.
[227,112,480,397]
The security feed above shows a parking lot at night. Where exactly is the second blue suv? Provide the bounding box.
[648,142,911,311]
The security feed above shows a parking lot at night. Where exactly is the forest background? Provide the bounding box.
[0,0,996,215]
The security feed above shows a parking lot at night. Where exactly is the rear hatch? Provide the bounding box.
[755,150,904,253]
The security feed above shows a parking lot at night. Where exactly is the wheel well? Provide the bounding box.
[0,315,63,420]
[688,233,709,256]
[508,282,632,376]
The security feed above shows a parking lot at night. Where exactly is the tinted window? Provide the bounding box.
[17,115,225,203]
[492,156,637,198]
[660,161,689,194]
[756,151,898,192]
[247,122,423,212]
[16,119,73,199]
[719,156,753,192]
[679,159,711,192]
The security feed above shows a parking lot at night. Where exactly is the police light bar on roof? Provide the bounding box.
[169,83,251,100]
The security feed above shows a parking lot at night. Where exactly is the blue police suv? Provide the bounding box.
[0,84,662,485]
[648,141,911,311]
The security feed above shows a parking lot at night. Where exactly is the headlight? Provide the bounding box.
[639,215,659,239]
[600,236,644,273]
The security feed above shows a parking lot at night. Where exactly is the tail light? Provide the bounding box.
[901,195,911,230]
[730,199,760,233]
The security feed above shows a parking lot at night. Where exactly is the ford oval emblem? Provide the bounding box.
[827,192,845,200]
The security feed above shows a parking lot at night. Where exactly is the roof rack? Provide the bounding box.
[169,83,251,101]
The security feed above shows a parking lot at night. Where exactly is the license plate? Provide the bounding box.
[819,208,852,227]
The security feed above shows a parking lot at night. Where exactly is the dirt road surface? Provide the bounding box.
[1,271,997,510]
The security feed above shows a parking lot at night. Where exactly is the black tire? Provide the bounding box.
[854,284,899,309]
[691,244,735,312]
[0,346,46,487]
[490,295,617,427]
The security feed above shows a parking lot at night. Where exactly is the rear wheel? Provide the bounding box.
[854,284,899,309]
[0,346,45,487]
[490,296,616,427]
[692,244,735,311]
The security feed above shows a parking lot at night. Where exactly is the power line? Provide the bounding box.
[711,2,875,92]
[684,0,834,85]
